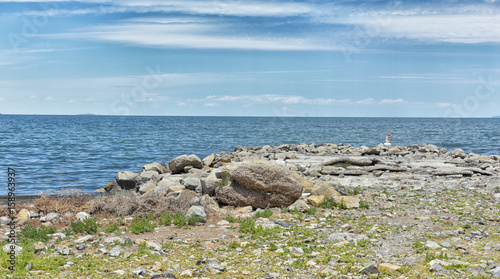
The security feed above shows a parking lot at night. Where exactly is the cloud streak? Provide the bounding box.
[188,94,409,107]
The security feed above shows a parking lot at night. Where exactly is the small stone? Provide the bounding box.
[425,241,441,249]
[359,264,380,275]
[265,273,281,279]
[306,260,317,267]
[292,247,304,254]
[440,241,452,248]
[109,246,121,257]
[378,263,400,272]
[180,269,192,277]
[152,262,162,272]
[274,219,293,228]
[132,267,147,276]
[217,220,230,226]
[33,241,45,253]
[25,263,34,270]
[75,212,90,221]
[3,244,22,254]
[150,272,177,279]
[114,270,126,276]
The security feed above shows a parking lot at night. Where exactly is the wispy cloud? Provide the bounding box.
[188,94,411,107]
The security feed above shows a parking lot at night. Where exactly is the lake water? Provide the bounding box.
[1,115,499,195]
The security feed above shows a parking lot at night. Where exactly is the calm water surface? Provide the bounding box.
[1,115,499,195]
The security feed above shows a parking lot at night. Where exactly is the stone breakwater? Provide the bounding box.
[100,142,500,208]
[1,142,500,278]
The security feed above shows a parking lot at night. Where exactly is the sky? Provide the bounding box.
[0,0,499,117]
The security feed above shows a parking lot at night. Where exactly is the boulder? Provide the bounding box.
[104,182,121,192]
[448,148,467,159]
[169,154,203,174]
[202,170,220,196]
[288,199,310,212]
[202,154,216,167]
[139,182,157,195]
[362,147,381,155]
[182,177,202,193]
[307,195,325,207]
[115,171,140,190]
[216,164,303,208]
[322,157,374,166]
[142,162,169,174]
[311,182,341,198]
[135,171,159,186]
[186,205,207,223]
[296,176,314,193]
[15,209,30,225]
[334,196,360,209]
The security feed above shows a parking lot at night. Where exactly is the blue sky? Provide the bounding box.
[0,0,499,117]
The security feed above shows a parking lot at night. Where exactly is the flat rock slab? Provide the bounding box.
[321,157,374,167]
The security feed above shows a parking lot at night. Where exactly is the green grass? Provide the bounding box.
[187,214,204,225]
[19,223,57,243]
[320,197,347,209]
[173,211,186,228]
[254,209,273,219]
[159,211,172,226]
[239,219,255,233]
[217,176,231,187]
[305,207,317,215]
[228,241,239,249]
[225,215,238,223]
[70,216,100,235]
[130,213,157,235]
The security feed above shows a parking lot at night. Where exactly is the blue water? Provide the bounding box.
[1,115,499,195]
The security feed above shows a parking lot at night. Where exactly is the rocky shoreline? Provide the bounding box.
[1,143,500,278]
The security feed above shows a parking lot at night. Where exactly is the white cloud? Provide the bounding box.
[45,96,54,101]
[43,22,330,51]
[7,0,313,18]
[357,98,376,105]
[379,98,405,104]
[189,94,341,105]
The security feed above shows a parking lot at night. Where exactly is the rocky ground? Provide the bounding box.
[1,142,500,278]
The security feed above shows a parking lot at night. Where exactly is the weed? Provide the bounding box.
[173,211,186,228]
[62,227,72,236]
[71,216,100,234]
[159,211,172,226]
[228,241,239,249]
[359,200,370,209]
[130,213,157,235]
[19,223,56,243]
[305,207,317,215]
[269,242,278,251]
[239,219,255,233]
[255,209,273,219]
[187,214,204,225]
[103,222,119,234]
[225,215,238,223]
[320,197,347,209]
[217,176,231,187]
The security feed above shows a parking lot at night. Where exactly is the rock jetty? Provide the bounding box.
[1,143,499,278]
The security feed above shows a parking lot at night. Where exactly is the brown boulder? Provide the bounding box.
[216,164,303,208]
[169,154,202,174]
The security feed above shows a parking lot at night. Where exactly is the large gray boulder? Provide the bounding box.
[169,154,203,174]
[216,164,303,208]
[115,171,140,190]
[142,162,169,174]
[135,171,160,186]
